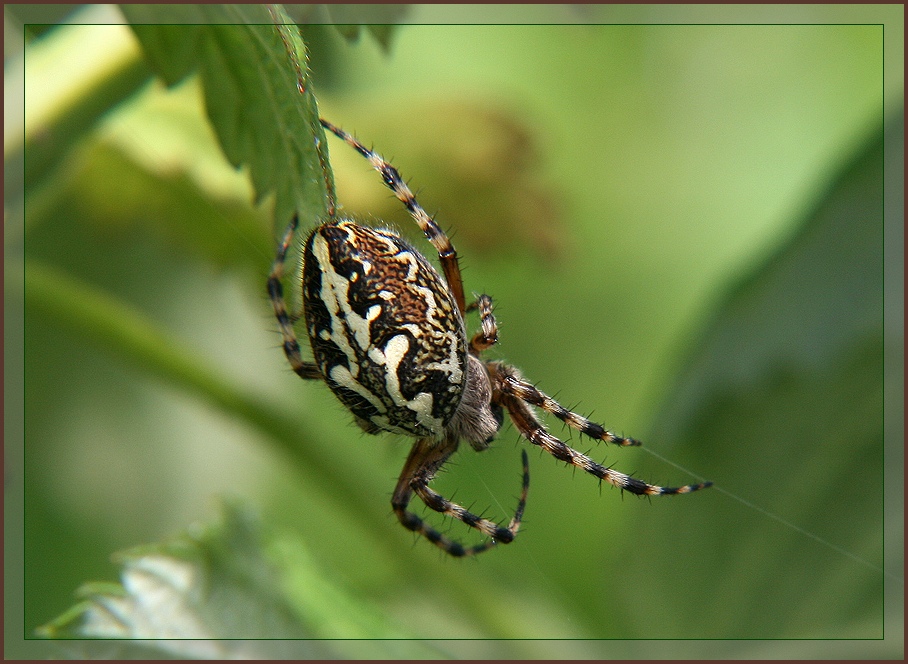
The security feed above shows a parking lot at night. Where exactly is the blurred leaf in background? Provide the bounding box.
[36,500,438,659]
[7,3,901,659]
[37,501,317,656]
[636,110,891,642]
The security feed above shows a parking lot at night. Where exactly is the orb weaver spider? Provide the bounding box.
[267,118,711,557]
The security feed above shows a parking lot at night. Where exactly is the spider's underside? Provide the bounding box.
[268,118,711,557]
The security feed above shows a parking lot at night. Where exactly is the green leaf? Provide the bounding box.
[38,500,441,658]
[632,117,890,643]
[365,24,399,51]
[324,5,409,51]
[37,502,317,655]
[121,5,332,232]
[120,7,207,85]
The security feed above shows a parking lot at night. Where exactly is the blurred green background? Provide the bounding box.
[7,4,901,659]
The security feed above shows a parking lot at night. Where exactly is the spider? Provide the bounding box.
[267,118,711,557]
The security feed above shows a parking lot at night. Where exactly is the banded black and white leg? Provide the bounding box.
[267,214,322,380]
[319,118,468,314]
[392,436,529,557]
[490,363,711,496]
[267,112,345,382]
[491,362,646,447]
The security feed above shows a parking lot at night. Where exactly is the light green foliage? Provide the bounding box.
[37,501,436,658]
[37,502,315,653]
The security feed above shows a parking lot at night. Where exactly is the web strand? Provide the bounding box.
[638,446,898,582]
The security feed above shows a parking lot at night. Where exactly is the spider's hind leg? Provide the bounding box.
[392,437,529,557]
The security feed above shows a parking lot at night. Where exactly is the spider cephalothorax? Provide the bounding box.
[268,118,710,557]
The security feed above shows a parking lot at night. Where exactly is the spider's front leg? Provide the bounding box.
[267,215,322,380]
[491,361,644,447]
[392,436,529,557]
[490,363,711,496]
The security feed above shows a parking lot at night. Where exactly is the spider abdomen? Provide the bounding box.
[302,220,467,438]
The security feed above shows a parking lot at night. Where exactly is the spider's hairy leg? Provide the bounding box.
[392,436,529,557]
[492,365,711,495]
[267,215,322,380]
[492,363,642,447]
[503,395,710,495]
[318,118,467,313]
[467,294,498,353]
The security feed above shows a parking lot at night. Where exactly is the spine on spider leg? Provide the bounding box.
[570,437,712,496]
[550,425,711,496]
[502,392,711,497]
[622,475,713,496]
[494,365,643,447]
